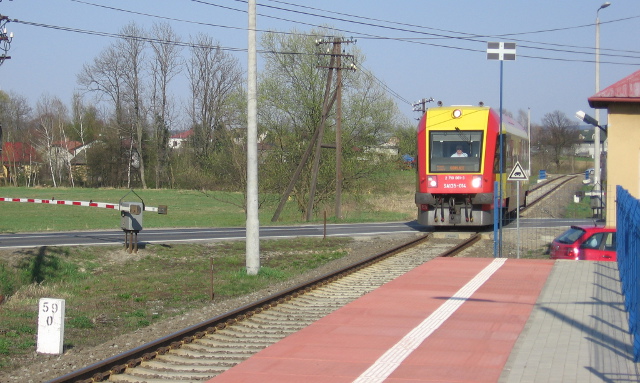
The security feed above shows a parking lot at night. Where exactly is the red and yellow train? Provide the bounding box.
[414,104,529,226]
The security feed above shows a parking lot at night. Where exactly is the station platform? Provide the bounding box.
[207,257,640,383]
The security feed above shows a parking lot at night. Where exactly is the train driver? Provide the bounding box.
[451,145,468,157]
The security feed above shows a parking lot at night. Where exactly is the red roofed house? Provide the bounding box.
[169,130,193,149]
[1,142,42,184]
[588,69,640,227]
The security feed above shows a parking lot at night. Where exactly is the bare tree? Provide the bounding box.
[118,22,148,189]
[78,45,128,186]
[78,25,150,188]
[35,95,70,187]
[186,33,243,161]
[78,45,127,125]
[1,91,32,143]
[539,110,579,171]
[149,21,182,188]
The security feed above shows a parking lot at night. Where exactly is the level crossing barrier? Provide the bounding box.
[0,196,165,213]
[616,185,640,361]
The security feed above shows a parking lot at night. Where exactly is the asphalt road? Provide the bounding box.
[0,217,599,250]
[0,221,428,249]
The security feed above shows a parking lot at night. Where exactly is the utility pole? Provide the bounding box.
[412,98,434,115]
[272,50,338,223]
[306,45,339,221]
[314,37,355,220]
[246,0,259,275]
[335,41,344,219]
[0,14,13,66]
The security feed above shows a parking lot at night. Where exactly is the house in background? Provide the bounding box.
[1,142,42,184]
[169,130,193,149]
[49,140,84,169]
[575,126,608,158]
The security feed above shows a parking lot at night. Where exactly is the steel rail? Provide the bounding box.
[523,175,577,212]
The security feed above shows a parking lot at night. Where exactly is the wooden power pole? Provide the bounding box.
[270,37,355,223]
[310,37,355,221]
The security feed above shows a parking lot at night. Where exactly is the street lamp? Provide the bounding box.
[594,1,611,193]
[576,110,607,133]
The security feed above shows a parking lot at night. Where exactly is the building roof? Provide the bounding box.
[170,130,193,139]
[52,140,83,153]
[589,69,640,108]
[2,142,42,163]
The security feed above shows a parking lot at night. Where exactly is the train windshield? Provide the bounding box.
[428,130,483,173]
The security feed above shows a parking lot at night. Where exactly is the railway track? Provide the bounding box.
[521,174,578,215]
[47,234,481,383]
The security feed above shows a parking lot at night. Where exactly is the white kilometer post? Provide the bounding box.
[37,298,65,354]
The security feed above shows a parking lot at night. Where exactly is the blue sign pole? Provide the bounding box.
[498,60,504,258]
[487,42,515,258]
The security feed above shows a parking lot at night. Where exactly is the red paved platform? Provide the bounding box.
[208,257,555,383]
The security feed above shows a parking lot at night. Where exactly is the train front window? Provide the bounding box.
[429,131,483,173]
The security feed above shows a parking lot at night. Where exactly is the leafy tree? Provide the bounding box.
[259,28,406,219]
[393,124,417,163]
[0,91,34,186]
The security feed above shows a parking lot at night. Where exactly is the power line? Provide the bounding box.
[262,0,640,45]
[10,17,637,109]
[11,2,640,108]
[254,0,640,59]
[11,19,247,52]
[356,64,412,106]
[69,0,640,62]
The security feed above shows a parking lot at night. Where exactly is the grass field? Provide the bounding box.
[0,171,417,233]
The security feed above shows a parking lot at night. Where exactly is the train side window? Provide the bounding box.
[493,136,499,172]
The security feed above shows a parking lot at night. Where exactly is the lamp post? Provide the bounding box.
[594,2,611,194]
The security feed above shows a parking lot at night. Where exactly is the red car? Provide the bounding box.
[550,225,617,261]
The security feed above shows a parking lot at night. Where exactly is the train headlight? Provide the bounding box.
[428,175,437,188]
[471,176,482,188]
[452,109,462,118]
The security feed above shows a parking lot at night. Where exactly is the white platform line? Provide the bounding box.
[353,258,507,383]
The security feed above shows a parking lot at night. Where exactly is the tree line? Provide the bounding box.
[0,23,413,218]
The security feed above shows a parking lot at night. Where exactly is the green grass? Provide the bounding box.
[0,188,257,232]
[0,170,416,232]
[564,184,602,219]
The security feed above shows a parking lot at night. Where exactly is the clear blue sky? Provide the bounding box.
[1,0,639,128]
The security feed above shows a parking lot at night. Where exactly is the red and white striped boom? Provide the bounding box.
[0,197,166,213]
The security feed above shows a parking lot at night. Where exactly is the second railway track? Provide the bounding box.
[48,233,481,383]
